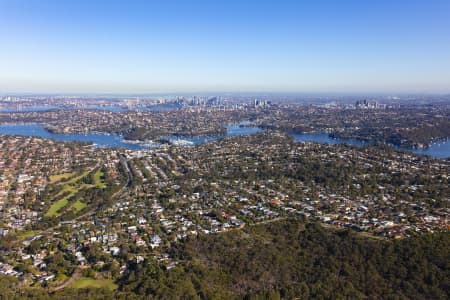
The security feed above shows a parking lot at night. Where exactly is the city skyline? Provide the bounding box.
[1,0,450,94]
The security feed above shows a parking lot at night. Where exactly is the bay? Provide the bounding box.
[291,132,450,159]
[0,123,448,158]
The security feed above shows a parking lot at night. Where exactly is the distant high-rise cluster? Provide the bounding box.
[253,98,271,109]
[355,99,384,109]
[174,96,224,107]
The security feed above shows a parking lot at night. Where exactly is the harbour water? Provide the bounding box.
[0,123,448,158]
[0,124,261,150]
[0,104,178,113]
[291,132,368,147]
[0,123,149,150]
[291,132,450,159]
[0,106,62,112]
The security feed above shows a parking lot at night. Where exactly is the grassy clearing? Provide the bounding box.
[63,170,90,185]
[71,278,118,290]
[45,198,69,217]
[46,185,82,217]
[49,172,76,184]
[54,185,78,199]
[46,185,86,217]
[55,273,68,282]
[45,169,106,217]
[16,230,39,239]
[93,170,106,189]
[70,200,87,214]
[45,171,90,217]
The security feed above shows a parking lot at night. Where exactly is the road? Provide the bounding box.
[50,268,81,292]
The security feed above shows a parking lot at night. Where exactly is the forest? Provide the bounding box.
[1,218,448,299]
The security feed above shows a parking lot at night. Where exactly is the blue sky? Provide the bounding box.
[1,0,449,94]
